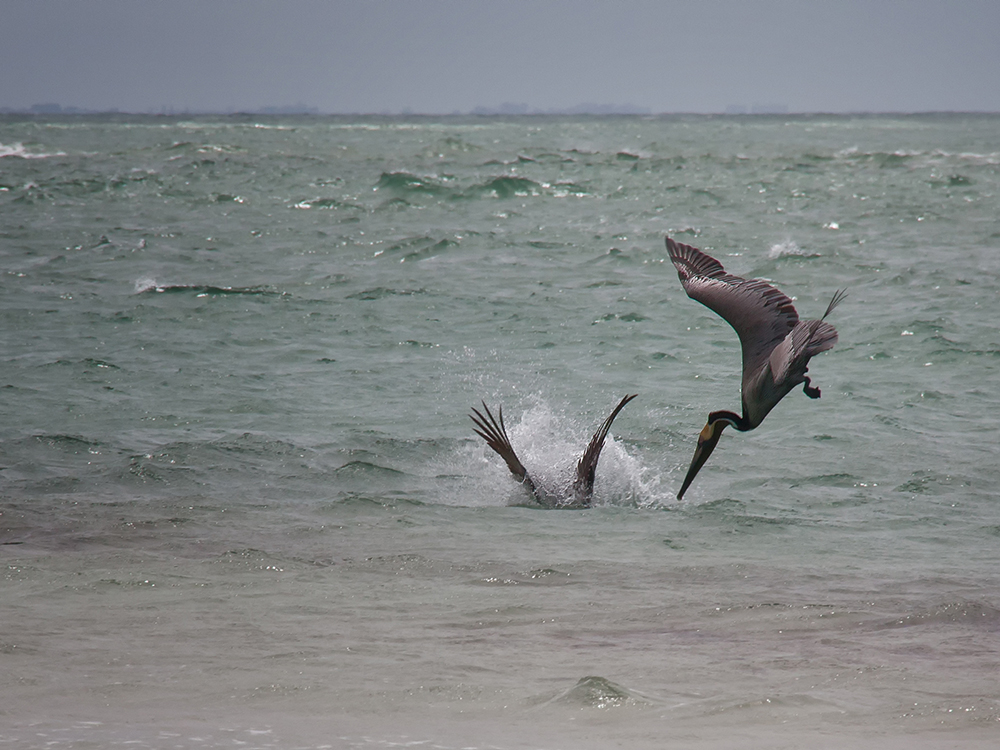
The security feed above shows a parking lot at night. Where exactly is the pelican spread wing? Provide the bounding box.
[572,394,637,499]
[666,237,799,382]
[470,402,537,496]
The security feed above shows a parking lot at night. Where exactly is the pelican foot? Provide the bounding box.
[803,378,821,399]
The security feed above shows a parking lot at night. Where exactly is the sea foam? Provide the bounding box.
[0,141,66,159]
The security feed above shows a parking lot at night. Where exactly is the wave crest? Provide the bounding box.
[0,142,67,159]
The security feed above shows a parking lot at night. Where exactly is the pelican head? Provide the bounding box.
[676,410,745,500]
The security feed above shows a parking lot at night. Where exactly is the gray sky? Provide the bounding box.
[2,0,998,114]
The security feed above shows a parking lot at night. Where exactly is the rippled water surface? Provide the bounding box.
[2,113,999,748]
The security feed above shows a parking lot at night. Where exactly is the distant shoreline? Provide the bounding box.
[2,108,998,117]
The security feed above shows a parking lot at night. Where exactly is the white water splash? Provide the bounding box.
[133,277,162,294]
[768,240,805,258]
[455,397,671,509]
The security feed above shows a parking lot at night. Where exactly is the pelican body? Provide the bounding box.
[666,237,845,499]
[470,394,636,508]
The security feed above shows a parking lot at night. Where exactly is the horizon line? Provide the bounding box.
[3,107,999,117]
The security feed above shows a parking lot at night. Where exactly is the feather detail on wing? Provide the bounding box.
[822,288,848,320]
[470,402,539,499]
[769,319,839,385]
[769,288,845,384]
[666,237,800,379]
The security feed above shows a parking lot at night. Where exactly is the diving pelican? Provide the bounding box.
[471,394,637,508]
[666,236,846,499]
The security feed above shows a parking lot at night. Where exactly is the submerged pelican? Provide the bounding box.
[470,394,637,508]
[666,236,846,499]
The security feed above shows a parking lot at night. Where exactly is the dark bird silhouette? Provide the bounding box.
[666,236,846,499]
[470,395,637,508]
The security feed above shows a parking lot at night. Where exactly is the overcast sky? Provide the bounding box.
[2,0,998,114]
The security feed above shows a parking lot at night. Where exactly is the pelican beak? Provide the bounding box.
[677,421,725,500]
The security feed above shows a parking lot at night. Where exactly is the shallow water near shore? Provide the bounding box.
[2,112,999,748]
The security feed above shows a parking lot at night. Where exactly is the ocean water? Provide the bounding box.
[1,113,999,748]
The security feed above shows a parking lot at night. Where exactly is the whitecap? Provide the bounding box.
[133,277,162,294]
[768,240,804,259]
[0,141,66,159]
